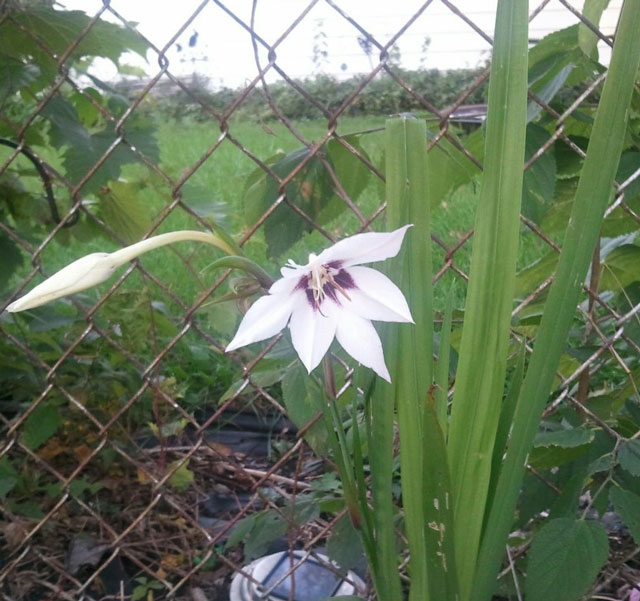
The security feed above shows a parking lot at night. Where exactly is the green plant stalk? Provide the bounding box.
[383,116,435,601]
[484,343,526,530]
[445,1,529,597]
[472,2,640,600]
[200,256,274,289]
[314,365,378,573]
[423,397,459,600]
[368,382,403,601]
[435,287,455,436]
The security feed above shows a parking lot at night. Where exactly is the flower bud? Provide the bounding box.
[7,253,118,312]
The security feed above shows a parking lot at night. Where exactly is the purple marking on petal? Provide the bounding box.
[323,283,340,305]
[333,269,356,290]
[295,274,310,291]
[326,260,343,270]
[305,288,319,311]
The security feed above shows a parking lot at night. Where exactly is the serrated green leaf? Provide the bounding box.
[588,453,614,474]
[244,510,287,561]
[63,119,159,193]
[0,56,40,96]
[281,363,327,454]
[514,250,558,299]
[167,459,194,491]
[21,403,62,450]
[600,244,640,292]
[610,486,640,544]
[619,439,640,476]
[96,180,152,244]
[525,518,608,601]
[243,139,371,258]
[327,514,363,572]
[529,443,591,471]
[534,427,594,448]
[11,7,148,66]
[522,124,556,223]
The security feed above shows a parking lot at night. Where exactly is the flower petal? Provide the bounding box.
[269,272,305,296]
[335,311,390,382]
[288,299,338,373]
[225,293,298,352]
[344,266,413,323]
[314,224,412,267]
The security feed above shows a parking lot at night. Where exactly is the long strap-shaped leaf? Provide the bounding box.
[384,116,435,601]
[445,1,529,598]
[472,3,640,601]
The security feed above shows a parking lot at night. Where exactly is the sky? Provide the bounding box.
[58,0,624,88]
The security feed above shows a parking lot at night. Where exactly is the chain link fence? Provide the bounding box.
[1,1,639,599]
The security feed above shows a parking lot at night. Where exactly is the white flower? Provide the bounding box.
[226,225,414,382]
[6,253,120,312]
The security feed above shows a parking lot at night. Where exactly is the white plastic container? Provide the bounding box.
[229,550,365,601]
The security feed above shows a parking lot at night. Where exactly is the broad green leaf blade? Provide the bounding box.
[618,439,640,476]
[610,486,640,544]
[525,518,608,601]
[383,116,435,601]
[446,1,529,597]
[473,3,640,600]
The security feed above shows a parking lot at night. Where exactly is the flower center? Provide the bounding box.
[308,262,352,307]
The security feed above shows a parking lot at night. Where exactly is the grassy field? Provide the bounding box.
[9,114,548,320]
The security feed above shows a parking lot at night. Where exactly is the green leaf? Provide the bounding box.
[446,1,529,596]
[96,180,152,244]
[610,486,640,544]
[529,443,591,471]
[21,403,62,450]
[600,244,640,292]
[428,130,483,208]
[63,119,159,193]
[384,116,436,601]
[475,5,640,597]
[281,363,327,454]
[579,0,610,58]
[619,439,640,476]
[0,233,24,292]
[514,250,558,299]
[243,510,287,561]
[534,427,595,448]
[326,514,364,572]
[0,458,17,497]
[11,7,148,66]
[167,460,194,491]
[243,138,371,258]
[522,124,556,223]
[0,56,40,96]
[525,518,608,601]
